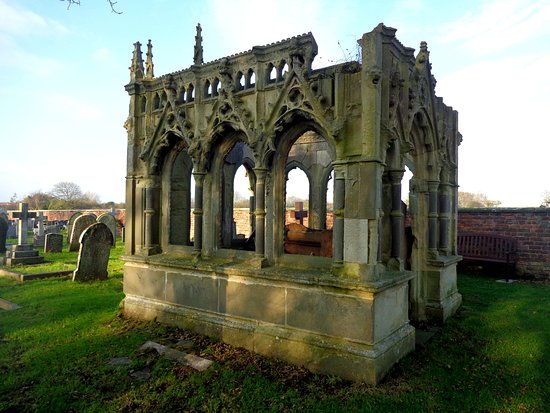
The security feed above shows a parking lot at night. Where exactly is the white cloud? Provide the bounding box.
[440,0,550,55]
[0,0,69,37]
[0,34,64,76]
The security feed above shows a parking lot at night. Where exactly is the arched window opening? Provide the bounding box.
[267,63,276,84]
[213,78,220,96]
[186,84,195,102]
[220,141,256,250]
[246,69,255,88]
[285,168,309,227]
[160,91,167,108]
[236,72,245,91]
[283,131,334,257]
[402,165,413,204]
[178,87,186,103]
[278,61,289,81]
[325,169,334,230]
[205,80,212,98]
[170,150,193,246]
[153,93,160,110]
[233,164,255,243]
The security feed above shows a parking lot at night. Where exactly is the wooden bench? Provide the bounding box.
[457,233,517,277]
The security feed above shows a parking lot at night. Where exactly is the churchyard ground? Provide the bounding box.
[0,246,549,412]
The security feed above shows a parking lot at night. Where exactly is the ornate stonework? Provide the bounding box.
[122,23,461,383]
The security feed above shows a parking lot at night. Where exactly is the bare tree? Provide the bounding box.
[50,182,83,203]
[458,192,501,208]
[61,0,122,14]
[541,191,550,208]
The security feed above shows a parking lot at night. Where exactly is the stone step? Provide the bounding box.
[9,250,40,258]
[5,256,45,266]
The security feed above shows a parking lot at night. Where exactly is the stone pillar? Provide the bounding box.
[389,170,404,262]
[332,164,345,265]
[193,171,206,254]
[438,180,451,254]
[143,178,160,255]
[428,181,439,254]
[254,167,267,259]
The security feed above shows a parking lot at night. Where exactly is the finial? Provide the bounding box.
[416,41,430,67]
[130,41,144,81]
[146,39,154,79]
[194,23,203,65]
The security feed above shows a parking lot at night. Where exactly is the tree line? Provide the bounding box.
[11,182,124,210]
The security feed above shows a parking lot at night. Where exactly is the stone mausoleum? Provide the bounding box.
[122,23,462,383]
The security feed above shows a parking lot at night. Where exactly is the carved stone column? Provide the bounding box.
[428,181,439,254]
[193,170,206,254]
[332,165,345,265]
[438,179,451,254]
[389,170,404,263]
[254,167,268,259]
[143,177,160,255]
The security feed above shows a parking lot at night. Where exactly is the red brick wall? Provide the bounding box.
[458,208,550,278]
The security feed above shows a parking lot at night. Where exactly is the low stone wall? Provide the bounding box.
[458,208,550,278]
[6,209,126,226]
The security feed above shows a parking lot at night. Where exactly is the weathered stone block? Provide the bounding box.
[224,279,286,325]
[166,271,219,312]
[286,287,372,342]
[124,264,166,300]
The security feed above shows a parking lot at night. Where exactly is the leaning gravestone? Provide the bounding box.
[0,213,8,254]
[44,233,63,253]
[73,223,113,282]
[97,213,117,247]
[66,212,82,246]
[68,214,96,252]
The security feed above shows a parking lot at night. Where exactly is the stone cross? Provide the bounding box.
[294,201,308,226]
[12,203,37,245]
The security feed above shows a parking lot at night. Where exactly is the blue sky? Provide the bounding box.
[0,0,548,206]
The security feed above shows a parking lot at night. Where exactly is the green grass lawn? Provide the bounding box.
[1,256,549,412]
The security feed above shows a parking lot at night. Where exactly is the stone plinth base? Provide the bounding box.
[122,257,416,383]
[5,244,44,266]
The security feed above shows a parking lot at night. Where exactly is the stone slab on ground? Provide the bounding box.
[139,341,213,371]
[0,268,73,282]
[0,298,21,310]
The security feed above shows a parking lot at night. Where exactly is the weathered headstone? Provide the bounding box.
[66,212,82,246]
[44,233,63,253]
[73,222,113,282]
[6,222,16,239]
[0,213,8,254]
[68,214,96,252]
[5,203,44,266]
[33,211,46,247]
[97,213,117,247]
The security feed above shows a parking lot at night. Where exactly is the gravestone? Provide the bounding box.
[6,222,16,239]
[68,214,96,252]
[66,212,82,246]
[0,213,8,254]
[33,211,46,248]
[73,223,113,282]
[44,233,63,253]
[97,213,117,247]
[5,203,44,266]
